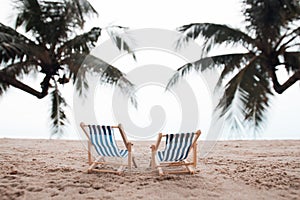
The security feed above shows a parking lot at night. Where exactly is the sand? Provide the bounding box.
[0,138,299,200]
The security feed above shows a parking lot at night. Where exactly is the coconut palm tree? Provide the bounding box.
[168,0,300,132]
[0,0,135,137]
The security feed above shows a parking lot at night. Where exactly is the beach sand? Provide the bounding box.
[0,138,299,200]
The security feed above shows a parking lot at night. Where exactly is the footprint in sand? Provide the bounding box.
[26,187,43,192]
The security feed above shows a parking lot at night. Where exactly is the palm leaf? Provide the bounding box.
[15,0,42,32]
[15,0,98,45]
[105,26,136,60]
[73,54,137,106]
[176,23,255,53]
[50,84,68,138]
[216,53,254,87]
[71,0,98,28]
[0,72,10,95]
[217,58,273,131]
[0,23,49,65]
[240,71,273,129]
[60,53,86,82]
[0,23,28,63]
[167,53,254,89]
[57,27,101,56]
[166,59,212,90]
[243,0,300,41]
[0,83,9,95]
[2,61,38,79]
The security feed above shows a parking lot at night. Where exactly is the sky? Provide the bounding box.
[0,0,299,140]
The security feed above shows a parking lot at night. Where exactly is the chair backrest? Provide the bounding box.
[88,125,127,157]
[161,132,195,162]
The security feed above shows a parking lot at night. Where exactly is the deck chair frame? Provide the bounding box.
[151,130,201,176]
[80,122,137,175]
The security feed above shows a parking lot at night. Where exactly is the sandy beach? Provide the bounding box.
[0,138,299,200]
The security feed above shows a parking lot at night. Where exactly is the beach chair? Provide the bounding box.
[151,130,201,176]
[80,122,137,174]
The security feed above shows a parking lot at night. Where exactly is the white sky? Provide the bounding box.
[0,0,299,140]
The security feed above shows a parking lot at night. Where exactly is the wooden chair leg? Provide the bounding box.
[185,165,195,174]
[158,166,164,176]
[87,157,103,173]
[128,144,132,170]
[193,143,197,168]
[151,145,156,170]
[132,156,138,168]
[117,166,124,175]
[88,162,98,173]
[128,153,132,170]
[88,142,92,165]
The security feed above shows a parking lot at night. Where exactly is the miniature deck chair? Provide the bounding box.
[151,130,201,176]
[80,122,137,174]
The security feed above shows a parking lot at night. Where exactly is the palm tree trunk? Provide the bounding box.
[269,70,300,94]
[0,72,49,99]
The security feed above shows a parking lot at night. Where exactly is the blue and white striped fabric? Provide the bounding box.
[157,132,195,162]
[88,125,128,158]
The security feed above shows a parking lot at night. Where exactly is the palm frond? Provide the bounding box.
[216,53,255,87]
[0,83,9,96]
[3,61,38,79]
[0,72,10,96]
[176,23,255,53]
[217,58,273,132]
[275,27,300,56]
[60,53,85,82]
[0,23,28,63]
[0,23,32,42]
[105,26,136,60]
[166,58,213,90]
[0,23,48,64]
[73,54,137,106]
[243,0,300,41]
[217,67,247,119]
[15,0,98,44]
[50,83,68,138]
[166,53,254,89]
[57,27,101,56]
[15,0,42,32]
[70,0,98,28]
[240,71,273,129]
[66,53,89,97]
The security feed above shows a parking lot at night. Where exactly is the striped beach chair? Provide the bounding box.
[151,130,201,176]
[80,122,137,174]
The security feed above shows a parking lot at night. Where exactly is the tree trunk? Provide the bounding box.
[0,72,50,99]
[269,69,300,94]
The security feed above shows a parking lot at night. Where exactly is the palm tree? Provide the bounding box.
[168,0,300,132]
[0,0,135,137]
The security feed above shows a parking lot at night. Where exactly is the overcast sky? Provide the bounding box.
[0,0,299,140]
